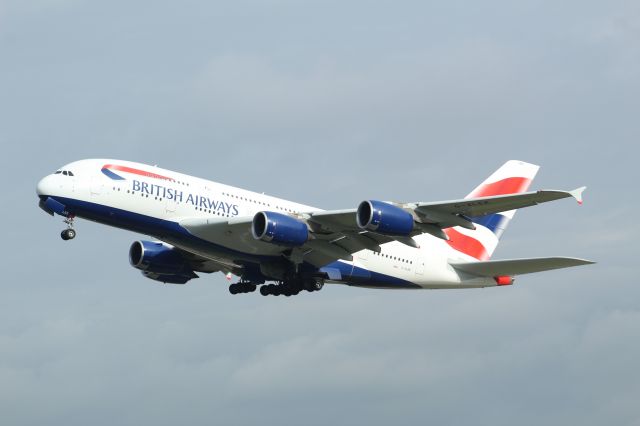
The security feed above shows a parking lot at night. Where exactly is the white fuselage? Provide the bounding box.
[36,159,496,289]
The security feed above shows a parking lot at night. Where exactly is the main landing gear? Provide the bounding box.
[259,279,324,297]
[228,279,324,297]
[60,216,76,241]
[228,282,257,294]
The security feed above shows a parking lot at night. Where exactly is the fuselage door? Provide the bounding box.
[356,250,369,263]
[90,178,103,196]
[347,249,370,281]
[415,256,425,275]
[166,196,178,214]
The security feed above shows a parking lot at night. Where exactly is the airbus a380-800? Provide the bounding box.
[36,159,593,296]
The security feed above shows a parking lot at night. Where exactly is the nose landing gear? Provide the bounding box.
[61,229,76,240]
[60,216,76,241]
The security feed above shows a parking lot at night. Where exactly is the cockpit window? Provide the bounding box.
[68,171,74,176]
[63,171,68,176]
[56,170,75,176]
[55,171,62,174]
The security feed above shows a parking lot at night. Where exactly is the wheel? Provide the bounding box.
[60,229,75,240]
[229,284,238,294]
[260,285,270,296]
[305,279,324,292]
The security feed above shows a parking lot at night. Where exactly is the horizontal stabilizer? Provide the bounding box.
[450,257,595,277]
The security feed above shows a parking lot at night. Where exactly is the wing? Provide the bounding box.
[178,187,586,268]
[411,187,586,230]
[304,187,586,256]
[173,246,237,275]
[179,214,398,267]
[450,257,595,277]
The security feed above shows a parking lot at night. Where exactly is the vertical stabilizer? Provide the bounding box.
[445,160,540,260]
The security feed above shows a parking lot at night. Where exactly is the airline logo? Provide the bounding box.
[466,176,532,239]
[444,161,539,261]
[101,164,240,216]
[101,164,175,182]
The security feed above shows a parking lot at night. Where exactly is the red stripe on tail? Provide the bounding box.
[468,177,532,198]
[445,228,490,261]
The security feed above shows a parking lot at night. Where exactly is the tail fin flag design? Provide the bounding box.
[445,161,540,261]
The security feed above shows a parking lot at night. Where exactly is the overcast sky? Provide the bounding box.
[1,0,639,425]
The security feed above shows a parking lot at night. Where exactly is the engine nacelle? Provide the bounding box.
[252,211,309,246]
[356,200,414,236]
[141,271,195,285]
[129,240,193,275]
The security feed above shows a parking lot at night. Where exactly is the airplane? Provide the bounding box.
[36,159,594,296]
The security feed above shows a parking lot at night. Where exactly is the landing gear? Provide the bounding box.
[60,215,76,241]
[259,285,272,296]
[60,228,76,241]
[228,282,257,294]
[259,283,298,296]
[259,279,324,297]
[305,279,324,292]
[228,265,325,297]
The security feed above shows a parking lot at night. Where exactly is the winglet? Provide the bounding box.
[569,186,587,205]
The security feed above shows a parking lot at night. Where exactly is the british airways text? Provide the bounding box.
[132,180,239,216]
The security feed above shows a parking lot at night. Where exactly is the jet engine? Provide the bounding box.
[252,211,309,246]
[356,200,415,236]
[129,241,197,284]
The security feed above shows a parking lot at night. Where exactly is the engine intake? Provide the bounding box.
[356,200,414,236]
[252,211,308,246]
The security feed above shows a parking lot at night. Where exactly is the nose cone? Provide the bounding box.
[36,175,55,196]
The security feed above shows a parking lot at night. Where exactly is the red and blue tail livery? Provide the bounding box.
[445,161,538,260]
[36,159,593,296]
